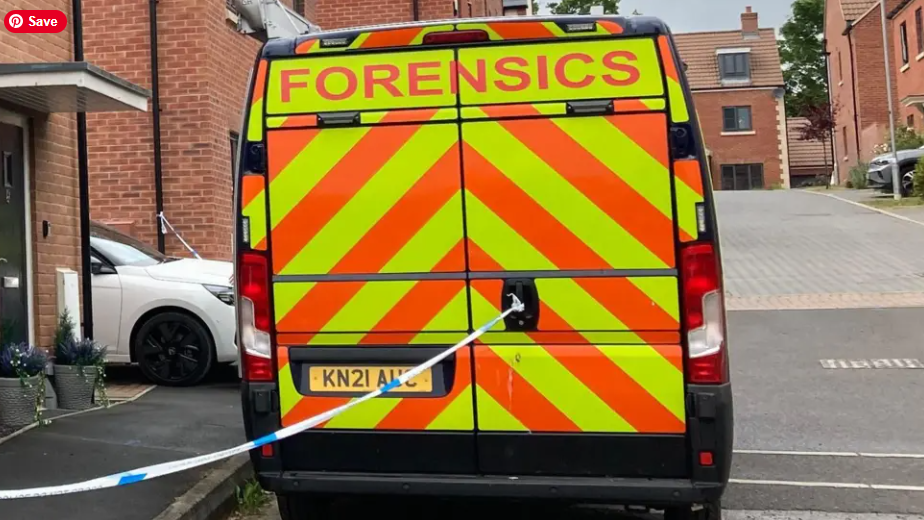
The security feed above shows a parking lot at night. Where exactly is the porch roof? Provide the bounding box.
[0,62,149,113]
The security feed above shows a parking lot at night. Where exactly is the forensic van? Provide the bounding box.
[234,14,732,520]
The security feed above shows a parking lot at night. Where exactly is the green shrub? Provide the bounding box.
[848,162,869,189]
[914,159,924,199]
[883,126,924,152]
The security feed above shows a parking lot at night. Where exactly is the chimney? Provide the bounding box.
[741,6,759,37]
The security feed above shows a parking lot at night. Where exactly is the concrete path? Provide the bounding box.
[0,374,243,519]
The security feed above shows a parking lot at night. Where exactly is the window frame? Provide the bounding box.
[718,52,751,81]
[917,7,923,54]
[720,163,764,190]
[722,106,753,132]
[901,21,910,65]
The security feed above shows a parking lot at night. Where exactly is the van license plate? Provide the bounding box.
[308,366,433,393]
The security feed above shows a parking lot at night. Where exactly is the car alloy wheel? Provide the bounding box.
[135,311,214,386]
[902,171,915,197]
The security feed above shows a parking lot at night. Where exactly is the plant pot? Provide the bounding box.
[53,365,99,411]
[0,375,41,427]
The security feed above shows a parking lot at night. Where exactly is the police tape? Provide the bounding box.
[0,295,525,501]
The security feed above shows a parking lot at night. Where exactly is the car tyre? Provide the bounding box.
[665,501,722,520]
[134,311,215,387]
[277,494,331,520]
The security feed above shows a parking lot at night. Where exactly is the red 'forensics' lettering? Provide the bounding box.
[280,69,310,102]
[409,61,443,96]
[364,64,401,98]
[555,53,594,89]
[602,51,641,86]
[317,67,357,100]
[494,57,531,92]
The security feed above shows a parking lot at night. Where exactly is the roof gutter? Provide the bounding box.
[72,0,93,339]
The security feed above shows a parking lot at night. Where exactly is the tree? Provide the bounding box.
[779,0,827,117]
[547,0,619,14]
[798,101,839,187]
[531,0,541,14]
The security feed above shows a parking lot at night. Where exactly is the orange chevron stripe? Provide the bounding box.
[266,129,320,182]
[276,333,315,345]
[476,346,580,431]
[373,108,441,124]
[598,20,624,34]
[360,242,467,344]
[251,60,268,105]
[375,349,472,429]
[487,117,675,266]
[241,175,264,208]
[360,27,423,49]
[488,21,555,40]
[470,280,682,432]
[576,277,678,332]
[277,345,289,369]
[282,115,319,128]
[331,147,461,275]
[604,113,670,169]
[283,393,350,428]
[675,159,704,197]
[543,344,685,433]
[658,35,679,82]
[613,99,653,112]
[271,125,423,274]
[652,345,684,371]
[295,38,319,54]
[277,281,364,333]
[464,144,608,270]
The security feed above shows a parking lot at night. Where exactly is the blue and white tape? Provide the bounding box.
[0,296,525,500]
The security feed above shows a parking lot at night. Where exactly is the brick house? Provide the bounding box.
[0,3,149,346]
[825,0,905,178]
[503,0,529,16]
[674,7,790,190]
[84,0,502,262]
[889,0,924,130]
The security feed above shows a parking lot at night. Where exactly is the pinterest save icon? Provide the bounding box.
[4,10,68,33]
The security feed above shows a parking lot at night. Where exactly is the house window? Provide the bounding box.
[838,51,843,81]
[718,53,750,80]
[909,114,916,128]
[917,8,923,54]
[901,22,910,65]
[722,106,752,132]
[293,0,304,15]
[720,164,764,190]
[230,131,240,178]
[842,126,848,156]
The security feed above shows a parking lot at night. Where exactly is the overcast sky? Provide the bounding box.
[535,1,794,34]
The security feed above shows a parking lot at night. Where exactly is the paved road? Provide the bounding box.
[715,190,924,307]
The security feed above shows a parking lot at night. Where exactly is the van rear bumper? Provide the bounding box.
[258,471,726,504]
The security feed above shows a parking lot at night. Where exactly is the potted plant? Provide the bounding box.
[52,309,109,410]
[0,342,48,427]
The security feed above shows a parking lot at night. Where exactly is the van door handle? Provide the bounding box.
[501,278,539,332]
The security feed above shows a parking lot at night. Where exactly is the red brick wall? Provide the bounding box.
[85,0,259,261]
[892,0,924,131]
[853,12,901,158]
[1,0,83,347]
[694,89,783,189]
[826,0,860,176]
[313,0,501,29]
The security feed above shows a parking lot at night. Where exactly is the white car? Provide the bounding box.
[88,221,237,386]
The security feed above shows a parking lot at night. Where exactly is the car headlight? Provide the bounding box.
[203,284,234,305]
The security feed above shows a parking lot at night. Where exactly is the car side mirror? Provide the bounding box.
[91,262,116,275]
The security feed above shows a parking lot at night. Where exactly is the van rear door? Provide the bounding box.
[451,30,698,478]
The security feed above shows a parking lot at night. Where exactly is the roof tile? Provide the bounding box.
[841,0,877,19]
[674,28,784,90]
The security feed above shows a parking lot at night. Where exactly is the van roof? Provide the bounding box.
[261,15,676,58]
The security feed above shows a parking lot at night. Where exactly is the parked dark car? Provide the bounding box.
[867,146,924,196]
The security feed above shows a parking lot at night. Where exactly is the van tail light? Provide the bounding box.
[422,30,489,45]
[680,242,727,384]
[239,252,274,381]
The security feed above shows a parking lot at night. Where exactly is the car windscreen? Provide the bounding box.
[90,224,167,267]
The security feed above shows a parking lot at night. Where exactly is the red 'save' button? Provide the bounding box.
[4,10,68,34]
